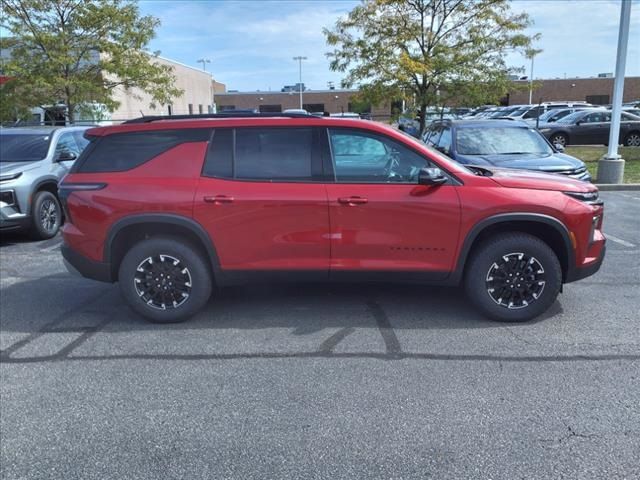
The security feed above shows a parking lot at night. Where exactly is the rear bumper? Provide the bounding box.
[61,244,113,282]
[565,245,606,283]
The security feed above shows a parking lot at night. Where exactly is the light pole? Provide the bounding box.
[524,48,542,104]
[293,56,307,109]
[197,58,215,113]
[597,0,632,184]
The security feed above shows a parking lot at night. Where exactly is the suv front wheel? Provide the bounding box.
[118,236,213,323]
[464,233,562,322]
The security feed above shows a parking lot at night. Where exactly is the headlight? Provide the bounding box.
[564,191,601,204]
[0,172,22,182]
[539,128,551,133]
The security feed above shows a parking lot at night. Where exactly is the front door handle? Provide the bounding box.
[203,195,234,204]
[338,196,368,205]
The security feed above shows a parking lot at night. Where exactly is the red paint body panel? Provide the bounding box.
[62,142,207,261]
[326,183,461,273]
[194,178,330,270]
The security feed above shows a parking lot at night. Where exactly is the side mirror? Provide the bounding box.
[418,167,447,186]
[575,120,582,126]
[554,143,565,152]
[56,150,77,162]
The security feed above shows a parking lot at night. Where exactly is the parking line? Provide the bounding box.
[41,241,62,253]
[605,234,636,248]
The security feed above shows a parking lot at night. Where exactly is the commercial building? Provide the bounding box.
[1,42,226,122]
[215,89,392,119]
[507,76,640,105]
[109,56,225,120]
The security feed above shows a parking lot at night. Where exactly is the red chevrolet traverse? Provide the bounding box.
[59,113,605,323]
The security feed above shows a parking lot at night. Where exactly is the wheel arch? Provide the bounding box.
[105,214,220,282]
[30,178,61,214]
[450,213,575,285]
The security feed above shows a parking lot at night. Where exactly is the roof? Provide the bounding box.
[0,125,91,134]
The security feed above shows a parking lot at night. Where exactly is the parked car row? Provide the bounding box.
[537,109,640,147]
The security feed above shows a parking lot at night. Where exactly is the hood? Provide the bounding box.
[0,160,42,175]
[485,167,596,193]
[455,152,584,172]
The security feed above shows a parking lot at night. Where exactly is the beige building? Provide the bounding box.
[109,56,226,121]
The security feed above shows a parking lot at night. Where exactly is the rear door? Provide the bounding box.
[194,127,331,275]
[323,128,461,279]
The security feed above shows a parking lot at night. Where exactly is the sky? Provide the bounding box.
[137,0,640,92]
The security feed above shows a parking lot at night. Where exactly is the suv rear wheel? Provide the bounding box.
[31,190,61,240]
[464,233,562,322]
[118,236,213,323]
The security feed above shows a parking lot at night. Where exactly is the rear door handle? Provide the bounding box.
[338,196,368,205]
[203,195,234,204]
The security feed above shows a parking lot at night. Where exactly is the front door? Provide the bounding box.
[323,128,461,279]
[194,127,330,275]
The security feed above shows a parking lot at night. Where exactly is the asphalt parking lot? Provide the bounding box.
[1,191,639,479]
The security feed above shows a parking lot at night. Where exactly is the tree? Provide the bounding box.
[324,0,537,134]
[0,0,182,123]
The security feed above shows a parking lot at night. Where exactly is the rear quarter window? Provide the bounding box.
[72,129,211,173]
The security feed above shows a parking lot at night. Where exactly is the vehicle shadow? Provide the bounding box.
[0,273,559,337]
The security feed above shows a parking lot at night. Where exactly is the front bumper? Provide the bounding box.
[565,245,606,283]
[61,244,113,282]
[0,204,30,232]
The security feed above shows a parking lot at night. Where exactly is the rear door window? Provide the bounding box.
[235,128,313,180]
[202,127,318,182]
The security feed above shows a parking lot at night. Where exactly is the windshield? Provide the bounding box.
[456,127,553,156]
[508,107,529,117]
[0,134,51,162]
[538,109,563,122]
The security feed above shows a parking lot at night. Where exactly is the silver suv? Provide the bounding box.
[0,126,91,239]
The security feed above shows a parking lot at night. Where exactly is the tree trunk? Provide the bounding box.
[418,103,428,137]
[66,102,74,124]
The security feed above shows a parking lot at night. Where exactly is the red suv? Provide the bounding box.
[59,114,605,323]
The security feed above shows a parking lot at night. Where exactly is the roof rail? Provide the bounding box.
[122,112,317,124]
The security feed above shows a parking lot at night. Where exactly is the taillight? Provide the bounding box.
[58,183,107,223]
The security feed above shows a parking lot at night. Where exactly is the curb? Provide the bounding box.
[595,184,640,191]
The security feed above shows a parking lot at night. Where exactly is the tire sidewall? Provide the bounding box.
[31,191,61,240]
[118,237,213,323]
[464,234,562,322]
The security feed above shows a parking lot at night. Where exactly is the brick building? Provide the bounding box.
[507,76,640,106]
[214,89,392,119]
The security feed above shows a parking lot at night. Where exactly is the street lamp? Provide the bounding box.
[197,58,215,114]
[524,48,542,104]
[293,56,307,109]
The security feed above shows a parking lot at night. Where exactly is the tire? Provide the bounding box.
[550,132,568,147]
[623,131,640,147]
[118,236,213,323]
[464,233,562,322]
[30,191,61,240]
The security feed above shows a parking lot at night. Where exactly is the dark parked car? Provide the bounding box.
[422,119,591,181]
[538,110,640,147]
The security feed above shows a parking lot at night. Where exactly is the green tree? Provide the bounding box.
[0,0,182,123]
[325,0,537,134]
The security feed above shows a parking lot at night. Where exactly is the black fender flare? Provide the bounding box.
[447,212,574,285]
[104,213,221,271]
